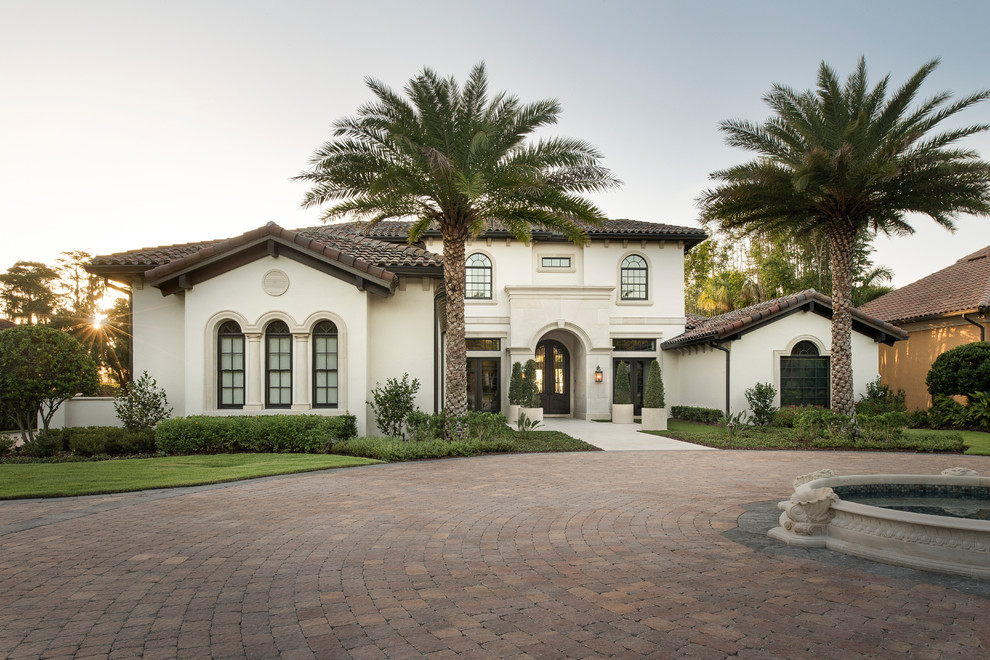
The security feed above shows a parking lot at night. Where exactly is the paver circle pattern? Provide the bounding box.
[2,450,989,658]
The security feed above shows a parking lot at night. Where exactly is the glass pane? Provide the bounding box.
[222,354,232,370]
[233,373,243,387]
[327,372,337,386]
[554,348,565,394]
[222,372,232,387]
[535,345,545,394]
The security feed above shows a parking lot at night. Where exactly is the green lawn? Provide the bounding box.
[0,454,379,499]
[657,420,980,453]
[902,428,990,456]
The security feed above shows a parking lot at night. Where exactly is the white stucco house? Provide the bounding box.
[87,219,708,434]
[83,222,906,434]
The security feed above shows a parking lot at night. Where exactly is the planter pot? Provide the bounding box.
[519,407,543,424]
[641,407,667,431]
[612,403,634,424]
[506,404,520,425]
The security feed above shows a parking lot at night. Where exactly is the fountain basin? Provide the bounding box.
[768,471,990,578]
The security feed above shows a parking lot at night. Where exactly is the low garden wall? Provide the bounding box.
[46,397,122,429]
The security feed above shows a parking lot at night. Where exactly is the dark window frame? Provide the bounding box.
[541,256,571,268]
[465,253,493,300]
[217,320,245,409]
[265,320,292,409]
[780,341,830,407]
[620,254,648,300]
[312,320,339,409]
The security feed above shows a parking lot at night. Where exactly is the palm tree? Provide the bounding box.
[295,63,619,430]
[698,57,990,419]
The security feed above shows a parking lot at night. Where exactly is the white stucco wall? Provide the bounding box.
[368,277,438,434]
[131,280,186,416]
[669,309,883,416]
[427,236,689,417]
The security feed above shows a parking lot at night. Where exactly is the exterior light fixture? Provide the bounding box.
[594,365,603,383]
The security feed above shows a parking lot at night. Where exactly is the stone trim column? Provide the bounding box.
[292,333,311,410]
[244,333,264,411]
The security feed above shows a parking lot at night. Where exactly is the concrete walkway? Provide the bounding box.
[540,416,715,451]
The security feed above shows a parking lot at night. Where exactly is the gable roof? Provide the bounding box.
[662,289,908,350]
[315,218,707,247]
[858,245,990,324]
[89,222,443,297]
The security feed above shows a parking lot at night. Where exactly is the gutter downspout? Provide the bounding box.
[709,341,730,417]
[963,313,986,342]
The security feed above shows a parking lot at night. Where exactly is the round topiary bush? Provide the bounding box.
[926,341,990,397]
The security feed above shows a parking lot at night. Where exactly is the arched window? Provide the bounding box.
[265,320,292,408]
[465,253,492,299]
[620,255,648,300]
[780,340,830,407]
[217,320,245,409]
[312,320,338,408]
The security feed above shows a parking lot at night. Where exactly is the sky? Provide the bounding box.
[2,0,989,288]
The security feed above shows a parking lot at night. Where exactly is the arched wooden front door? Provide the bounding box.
[536,339,570,414]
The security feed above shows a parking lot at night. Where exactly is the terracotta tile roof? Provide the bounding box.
[663,289,908,349]
[90,223,442,277]
[317,218,707,244]
[859,245,990,324]
[0,319,15,330]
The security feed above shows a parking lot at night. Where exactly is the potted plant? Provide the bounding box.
[507,361,525,424]
[641,359,667,431]
[520,358,543,423]
[612,361,634,424]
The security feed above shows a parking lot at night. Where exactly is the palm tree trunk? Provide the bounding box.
[828,222,857,421]
[442,227,469,438]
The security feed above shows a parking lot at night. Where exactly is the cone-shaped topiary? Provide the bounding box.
[509,361,525,405]
[523,359,541,408]
[614,361,632,405]
[643,359,665,408]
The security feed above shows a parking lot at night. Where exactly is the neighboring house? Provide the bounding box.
[859,245,990,411]
[87,219,706,434]
[662,290,907,416]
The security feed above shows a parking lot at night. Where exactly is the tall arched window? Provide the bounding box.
[217,320,245,409]
[620,255,648,300]
[312,320,338,408]
[465,253,492,299]
[780,340,830,407]
[265,320,292,408]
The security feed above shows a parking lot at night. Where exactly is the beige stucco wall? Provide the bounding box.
[877,315,986,411]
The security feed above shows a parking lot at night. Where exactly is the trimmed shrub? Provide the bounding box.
[508,362,526,406]
[794,409,851,442]
[965,391,990,430]
[670,405,723,424]
[114,371,172,431]
[643,360,665,408]
[744,382,777,426]
[857,412,910,443]
[406,411,445,442]
[908,408,930,429]
[19,430,66,458]
[0,433,14,457]
[856,376,906,416]
[927,395,967,429]
[155,414,357,455]
[368,374,420,438]
[614,361,631,405]
[523,359,540,408]
[926,341,990,398]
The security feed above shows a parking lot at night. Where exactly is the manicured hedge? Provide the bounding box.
[670,405,723,424]
[155,414,357,455]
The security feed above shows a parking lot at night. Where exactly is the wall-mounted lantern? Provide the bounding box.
[594,365,603,383]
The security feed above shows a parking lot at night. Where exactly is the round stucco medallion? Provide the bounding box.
[263,269,289,296]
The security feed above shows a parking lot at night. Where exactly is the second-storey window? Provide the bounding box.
[266,320,292,408]
[620,255,648,300]
[466,253,492,299]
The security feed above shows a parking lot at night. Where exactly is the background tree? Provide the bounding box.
[0,261,61,324]
[55,250,104,319]
[295,63,618,433]
[698,57,990,418]
[0,325,99,442]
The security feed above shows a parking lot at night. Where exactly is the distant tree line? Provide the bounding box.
[0,251,130,388]
[684,223,895,316]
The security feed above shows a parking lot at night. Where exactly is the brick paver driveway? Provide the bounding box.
[2,450,989,658]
